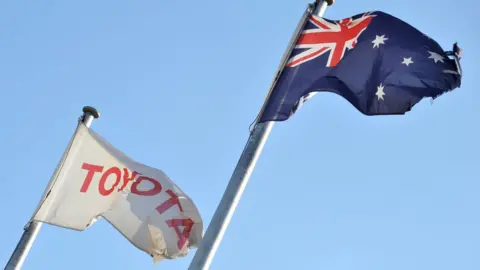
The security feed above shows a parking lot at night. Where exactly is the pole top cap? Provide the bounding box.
[318,0,335,6]
[82,106,100,119]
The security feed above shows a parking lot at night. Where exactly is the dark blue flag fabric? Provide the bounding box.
[258,11,462,123]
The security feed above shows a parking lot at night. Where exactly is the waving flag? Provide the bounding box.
[259,11,462,122]
[32,123,203,263]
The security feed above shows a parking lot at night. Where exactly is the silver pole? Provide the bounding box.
[188,1,333,269]
[314,0,333,16]
[4,106,100,270]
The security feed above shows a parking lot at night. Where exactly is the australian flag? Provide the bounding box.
[258,11,462,122]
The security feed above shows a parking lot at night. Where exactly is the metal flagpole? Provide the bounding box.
[188,1,334,269]
[4,106,100,270]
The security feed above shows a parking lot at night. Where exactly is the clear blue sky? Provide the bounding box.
[0,1,478,269]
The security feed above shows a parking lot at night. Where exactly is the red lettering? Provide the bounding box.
[80,163,104,192]
[119,168,139,191]
[131,176,162,196]
[79,164,162,197]
[98,167,121,196]
[166,218,194,250]
[156,190,183,214]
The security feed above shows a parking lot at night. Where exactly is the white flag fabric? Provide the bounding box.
[32,123,203,263]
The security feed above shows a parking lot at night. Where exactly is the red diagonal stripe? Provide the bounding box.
[309,15,330,30]
[287,47,329,67]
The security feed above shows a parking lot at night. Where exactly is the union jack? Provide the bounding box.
[287,12,376,68]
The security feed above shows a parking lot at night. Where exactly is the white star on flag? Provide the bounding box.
[402,57,414,66]
[428,51,444,63]
[372,35,388,48]
[376,83,386,100]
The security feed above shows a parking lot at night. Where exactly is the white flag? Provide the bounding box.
[32,123,203,263]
